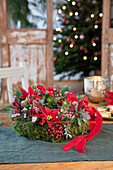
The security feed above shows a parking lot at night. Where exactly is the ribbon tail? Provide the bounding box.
[86,108,103,141]
[62,138,77,151]
[62,135,85,151]
[89,121,96,131]
[62,106,103,153]
[76,138,86,153]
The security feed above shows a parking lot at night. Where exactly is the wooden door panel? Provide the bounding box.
[0,0,53,103]
[9,44,47,86]
[108,44,113,90]
[102,0,113,90]
[7,29,47,44]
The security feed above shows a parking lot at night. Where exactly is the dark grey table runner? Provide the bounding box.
[0,124,113,164]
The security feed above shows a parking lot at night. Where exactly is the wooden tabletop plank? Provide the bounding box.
[0,161,113,170]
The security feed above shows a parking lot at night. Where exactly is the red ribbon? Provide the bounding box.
[62,107,103,153]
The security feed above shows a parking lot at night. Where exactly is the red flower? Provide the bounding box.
[48,91,54,97]
[46,87,57,97]
[47,87,57,93]
[12,98,21,109]
[47,87,54,91]
[18,86,28,99]
[14,108,21,114]
[30,109,36,117]
[37,84,46,93]
[18,86,41,100]
[34,106,61,128]
[78,96,89,110]
[28,87,41,99]
[104,91,113,105]
[67,93,77,105]
[72,91,77,96]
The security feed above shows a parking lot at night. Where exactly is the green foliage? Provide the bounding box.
[0,122,3,126]
[10,84,90,142]
[7,0,37,28]
[14,87,23,102]
[53,0,102,79]
[69,118,89,137]
[7,0,47,28]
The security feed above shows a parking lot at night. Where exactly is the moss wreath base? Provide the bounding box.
[10,84,90,143]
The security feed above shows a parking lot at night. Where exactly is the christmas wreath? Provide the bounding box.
[10,84,91,143]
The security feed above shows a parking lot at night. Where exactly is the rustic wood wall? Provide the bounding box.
[0,0,53,103]
[101,0,113,91]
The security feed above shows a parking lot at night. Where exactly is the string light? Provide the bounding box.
[99,13,103,17]
[56,27,61,32]
[92,42,96,46]
[75,12,79,16]
[94,56,98,61]
[58,9,62,14]
[72,1,76,5]
[69,12,73,16]
[94,25,98,29]
[90,14,94,18]
[67,0,70,1]
[56,17,59,21]
[74,35,78,39]
[70,44,73,48]
[62,6,66,10]
[73,27,77,31]
[58,39,62,43]
[65,51,69,55]
[83,56,87,60]
[53,37,57,41]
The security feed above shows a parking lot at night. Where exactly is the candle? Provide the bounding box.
[84,76,110,103]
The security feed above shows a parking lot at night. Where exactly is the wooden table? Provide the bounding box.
[0,103,113,170]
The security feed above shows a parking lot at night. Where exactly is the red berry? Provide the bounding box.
[51,134,54,137]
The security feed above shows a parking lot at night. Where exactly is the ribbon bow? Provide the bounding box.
[62,106,103,153]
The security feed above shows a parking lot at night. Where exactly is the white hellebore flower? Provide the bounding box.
[11,113,20,118]
[23,108,27,111]
[24,113,26,118]
[60,108,64,112]
[32,117,37,123]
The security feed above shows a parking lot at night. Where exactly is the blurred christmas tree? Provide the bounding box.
[7,0,47,29]
[53,0,103,79]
